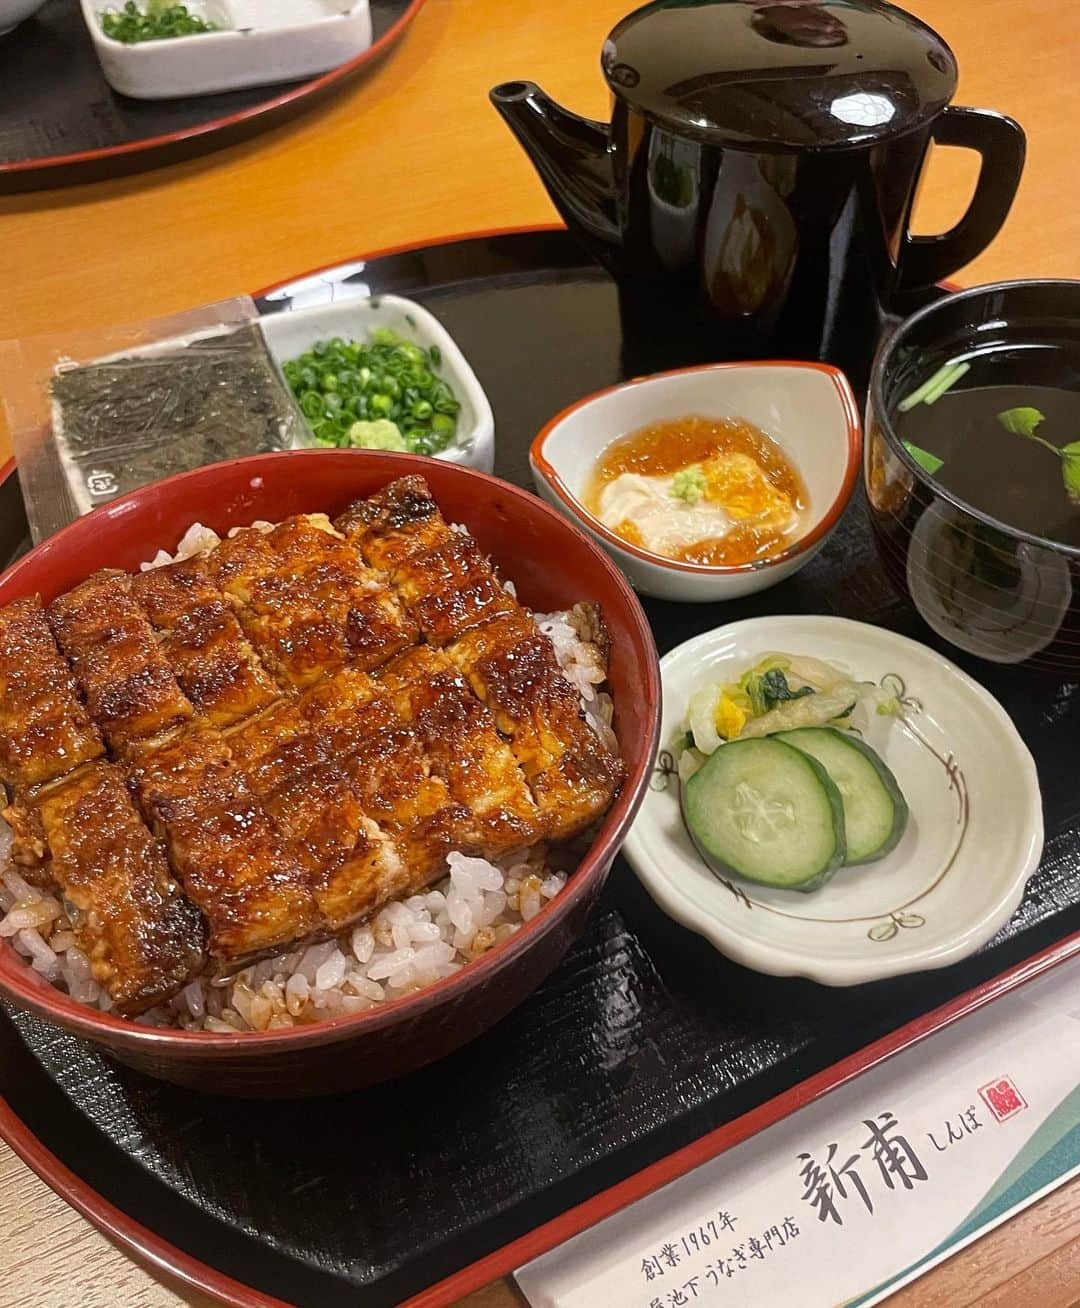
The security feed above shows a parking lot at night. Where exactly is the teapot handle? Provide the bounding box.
[897,107,1026,291]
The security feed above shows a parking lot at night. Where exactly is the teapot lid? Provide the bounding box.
[601,0,957,150]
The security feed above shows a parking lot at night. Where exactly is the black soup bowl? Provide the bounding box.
[866,279,1080,672]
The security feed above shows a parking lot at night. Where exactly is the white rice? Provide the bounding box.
[0,833,571,1031]
[537,608,617,753]
[1,520,616,1033]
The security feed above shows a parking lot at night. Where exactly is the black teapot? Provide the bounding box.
[491,0,1025,378]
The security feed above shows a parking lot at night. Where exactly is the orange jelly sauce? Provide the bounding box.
[586,415,807,566]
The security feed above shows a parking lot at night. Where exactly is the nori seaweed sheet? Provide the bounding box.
[52,325,305,506]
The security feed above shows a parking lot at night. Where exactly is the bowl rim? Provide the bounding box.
[869,276,1080,563]
[0,449,662,1054]
[529,360,862,575]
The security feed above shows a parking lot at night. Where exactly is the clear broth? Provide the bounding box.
[894,342,1080,548]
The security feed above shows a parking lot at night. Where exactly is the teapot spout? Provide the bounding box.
[490,81,619,262]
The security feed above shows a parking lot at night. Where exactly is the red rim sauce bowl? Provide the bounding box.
[0,450,661,1096]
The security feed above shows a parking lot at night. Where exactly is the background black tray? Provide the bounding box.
[0,0,424,193]
[1,229,1078,1308]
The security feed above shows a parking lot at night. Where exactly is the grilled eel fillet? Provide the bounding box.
[0,480,624,1012]
[336,476,626,839]
[49,570,195,752]
[0,596,107,881]
[132,558,278,729]
[202,515,416,689]
[0,597,104,791]
[35,761,205,1015]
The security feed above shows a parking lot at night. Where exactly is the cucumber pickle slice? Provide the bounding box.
[682,737,846,892]
[774,727,909,865]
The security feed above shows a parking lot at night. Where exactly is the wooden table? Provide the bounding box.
[0,1,1077,1304]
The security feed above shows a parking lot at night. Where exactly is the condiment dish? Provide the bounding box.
[82,0,372,100]
[530,361,861,602]
[259,293,495,471]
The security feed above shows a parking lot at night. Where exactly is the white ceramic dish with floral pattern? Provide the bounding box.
[625,614,1043,985]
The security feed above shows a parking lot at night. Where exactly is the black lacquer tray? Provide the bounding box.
[1,228,1078,1308]
[0,0,425,194]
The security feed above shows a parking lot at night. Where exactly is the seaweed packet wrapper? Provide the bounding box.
[0,297,308,544]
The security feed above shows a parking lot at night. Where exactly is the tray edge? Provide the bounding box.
[1,932,1074,1308]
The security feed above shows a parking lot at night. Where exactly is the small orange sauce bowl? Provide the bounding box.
[530,361,861,602]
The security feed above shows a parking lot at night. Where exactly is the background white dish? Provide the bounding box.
[625,614,1044,985]
[82,0,371,99]
[259,294,495,472]
[0,0,48,35]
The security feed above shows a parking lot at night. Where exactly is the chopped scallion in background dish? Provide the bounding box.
[99,0,217,42]
[282,329,461,454]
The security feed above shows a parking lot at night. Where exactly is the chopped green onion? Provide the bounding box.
[923,361,970,405]
[299,391,324,421]
[897,360,969,412]
[99,0,217,42]
[283,328,462,454]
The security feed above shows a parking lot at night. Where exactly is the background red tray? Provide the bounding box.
[0,0,427,194]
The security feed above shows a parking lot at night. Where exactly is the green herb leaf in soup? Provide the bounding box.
[902,441,944,475]
[997,407,1080,505]
[997,406,1046,438]
[1061,443,1080,504]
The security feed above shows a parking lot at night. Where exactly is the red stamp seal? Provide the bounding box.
[978,1077,1028,1122]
